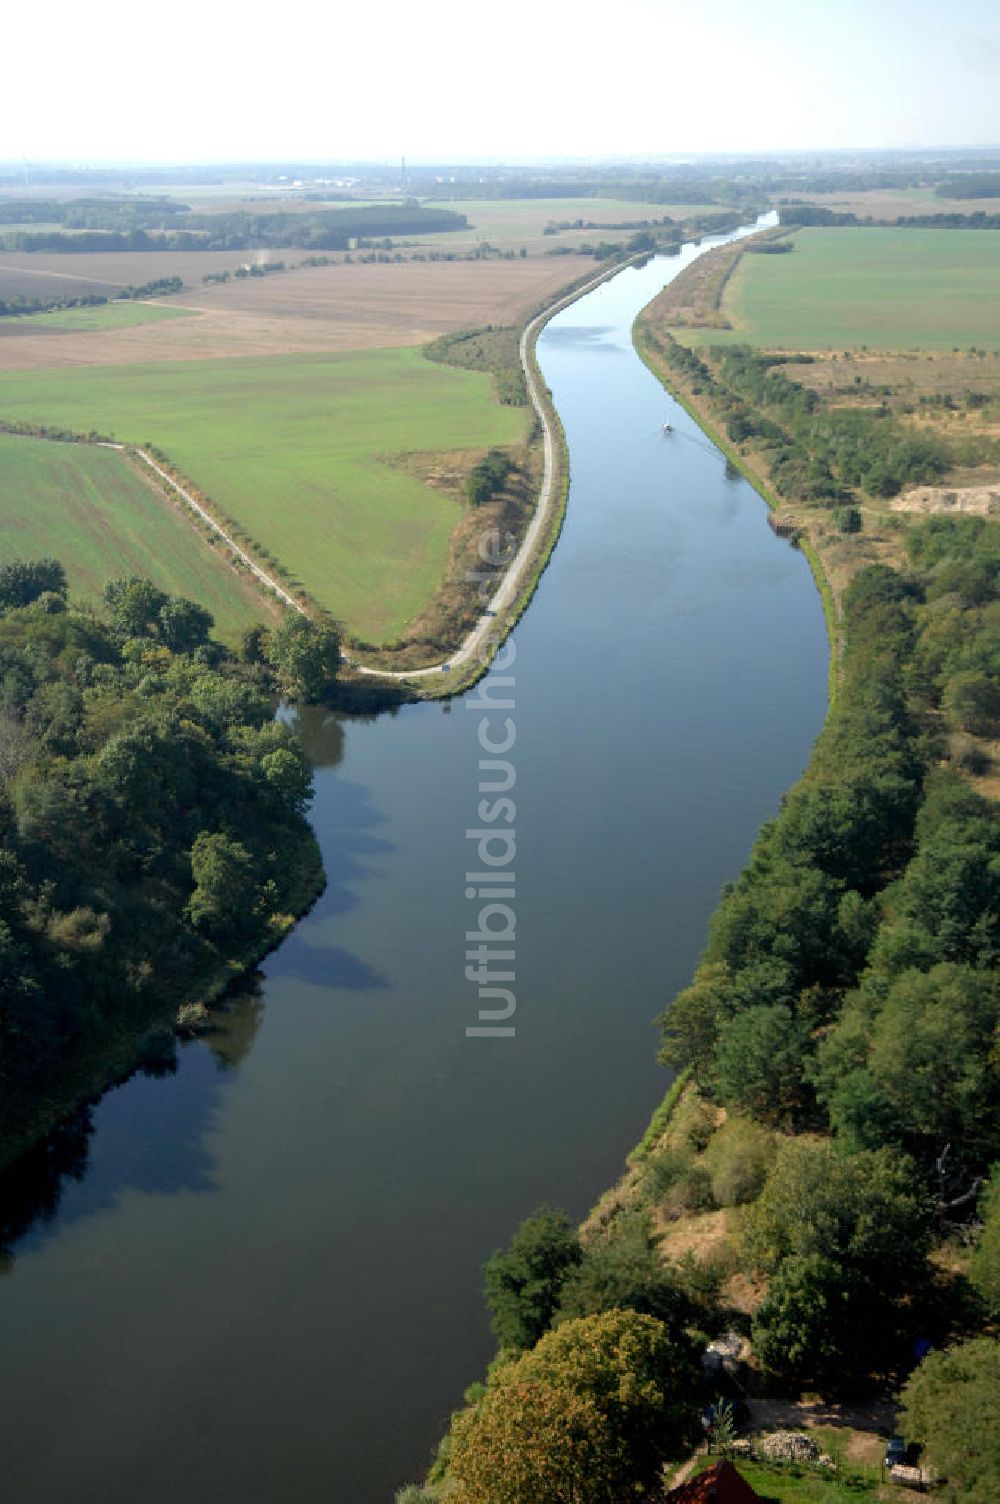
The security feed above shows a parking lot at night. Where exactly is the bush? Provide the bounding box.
[948,732,991,775]
[643,1143,715,1217]
[671,1089,717,1151]
[833,505,863,534]
[667,1165,715,1216]
[467,449,515,506]
[703,1116,775,1206]
[642,1143,694,1202]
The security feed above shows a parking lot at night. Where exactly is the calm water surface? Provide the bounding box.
[0,223,828,1504]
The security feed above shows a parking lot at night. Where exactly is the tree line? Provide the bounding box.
[1,205,468,255]
[658,338,951,501]
[779,205,1000,229]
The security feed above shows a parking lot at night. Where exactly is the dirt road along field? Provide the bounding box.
[127,447,306,614]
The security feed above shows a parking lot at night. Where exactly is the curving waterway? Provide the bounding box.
[0,221,828,1504]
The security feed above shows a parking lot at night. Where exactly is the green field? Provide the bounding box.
[0,433,268,640]
[0,348,527,641]
[421,197,720,243]
[9,301,195,332]
[683,227,1000,350]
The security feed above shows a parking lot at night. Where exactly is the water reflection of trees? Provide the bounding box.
[0,986,265,1268]
[206,987,265,1072]
[0,1107,92,1267]
[276,705,346,769]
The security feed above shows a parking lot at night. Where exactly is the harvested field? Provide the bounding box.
[0,249,281,298]
[0,257,591,369]
[0,432,272,640]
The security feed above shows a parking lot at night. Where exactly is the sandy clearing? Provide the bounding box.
[0,257,593,369]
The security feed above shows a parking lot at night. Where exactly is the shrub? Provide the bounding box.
[948,732,991,775]
[642,1144,694,1203]
[703,1116,775,1207]
[833,505,863,534]
[666,1165,715,1216]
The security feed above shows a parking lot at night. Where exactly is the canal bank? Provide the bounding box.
[0,228,828,1504]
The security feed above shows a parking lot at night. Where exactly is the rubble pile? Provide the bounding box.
[757,1431,820,1463]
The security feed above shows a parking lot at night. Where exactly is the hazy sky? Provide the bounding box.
[6,0,999,163]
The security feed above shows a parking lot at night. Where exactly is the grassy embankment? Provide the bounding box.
[415,252,652,699]
[0,431,271,642]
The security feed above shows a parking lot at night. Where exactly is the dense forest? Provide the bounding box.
[0,560,344,1166]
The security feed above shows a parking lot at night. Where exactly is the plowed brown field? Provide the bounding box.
[0,256,591,369]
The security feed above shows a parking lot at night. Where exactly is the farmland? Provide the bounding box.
[0,235,583,647]
[783,185,1000,219]
[681,227,1000,350]
[4,301,192,332]
[413,196,721,253]
[0,432,271,640]
[0,256,589,368]
[0,348,528,642]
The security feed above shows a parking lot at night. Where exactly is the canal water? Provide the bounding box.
[0,222,828,1504]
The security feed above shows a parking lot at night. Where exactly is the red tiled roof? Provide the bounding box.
[664,1459,763,1504]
